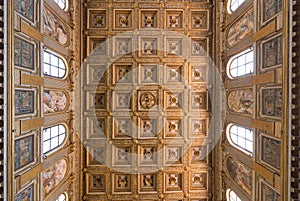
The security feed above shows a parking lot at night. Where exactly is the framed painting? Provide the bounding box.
[43,90,67,114]
[42,158,67,198]
[14,89,35,116]
[261,0,282,25]
[227,8,254,47]
[14,36,35,71]
[260,87,282,119]
[226,156,252,195]
[260,133,281,170]
[259,180,280,201]
[14,183,34,201]
[14,0,35,23]
[227,89,254,115]
[261,34,282,70]
[14,134,35,171]
[43,7,68,45]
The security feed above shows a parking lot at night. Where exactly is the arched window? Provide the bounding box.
[56,193,67,201]
[43,124,67,155]
[226,189,242,201]
[53,0,68,10]
[228,0,246,13]
[227,48,254,78]
[43,51,67,79]
[227,124,253,156]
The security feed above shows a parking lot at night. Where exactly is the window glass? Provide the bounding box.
[53,0,67,10]
[227,48,254,78]
[227,124,253,156]
[228,0,246,13]
[228,190,242,201]
[56,193,67,201]
[43,51,67,78]
[43,124,67,155]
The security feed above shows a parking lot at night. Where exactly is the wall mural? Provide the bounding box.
[226,156,252,195]
[262,0,283,23]
[14,36,34,70]
[14,184,34,201]
[261,134,281,169]
[227,89,254,115]
[262,35,282,69]
[227,8,254,47]
[15,90,35,116]
[42,158,67,198]
[14,135,34,171]
[261,182,280,201]
[43,90,67,113]
[43,7,68,45]
[14,0,34,22]
[261,87,282,118]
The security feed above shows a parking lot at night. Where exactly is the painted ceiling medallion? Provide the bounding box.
[118,175,128,187]
[143,175,154,187]
[141,10,157,28]
[169,175,178,186]
[166,11,183,29]
[165,118,182,138]
[145,16,153,27]
[191,11,208,29]
[193,121,203,132]
[168,149,178,160]
[94,93,105,109]
[140,146,157,166]
[120,15,128,26]
[143,148,154,160]
[118,41,129,54]
[92,175,105,190]
[191,146,207,163]
[170,70,177,78]
[168,94,180,107]
[193,68,202,78]
[143,120,155,135]
[92,14,105,28]
[194,17,202,26]
[191,173,207,190]
[165,173,183,191]
[140,92,156,109]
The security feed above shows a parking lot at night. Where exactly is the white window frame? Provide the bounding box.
[227,0,247,14]
[52,0,69,11]
[227,47,254,79]
[226,189,242,201]
[226,123,253,157]
[56,193,68,201]
[43,50,68,79]
[43,124,67,156]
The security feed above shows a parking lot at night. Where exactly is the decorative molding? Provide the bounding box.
[253,21,276,42]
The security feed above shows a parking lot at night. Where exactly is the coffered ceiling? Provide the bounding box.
[80,0,213,200]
